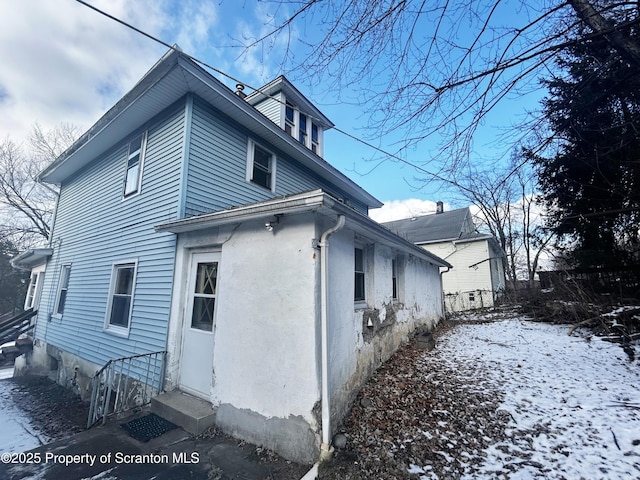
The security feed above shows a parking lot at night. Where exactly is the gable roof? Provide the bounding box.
[382,207,474,243]
[38,48,382,209]
[245,75,334,130]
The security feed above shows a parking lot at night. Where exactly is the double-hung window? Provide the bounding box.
[354,247,365,302]
[123,133,146,198]
[25,267,45,310]
[54,264,71,316]
[392,258,398,301]
[247,139,275,191]
[105,262,137,334]
[285,102,295,136]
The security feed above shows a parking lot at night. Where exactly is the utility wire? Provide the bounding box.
[74,0,448,184]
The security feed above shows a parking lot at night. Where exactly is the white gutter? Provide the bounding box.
[318,214,345,460]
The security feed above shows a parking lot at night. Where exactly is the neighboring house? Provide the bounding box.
[11,48,449,464]
[383,202,506,312]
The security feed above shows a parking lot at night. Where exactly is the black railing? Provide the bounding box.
[0,308,37,346]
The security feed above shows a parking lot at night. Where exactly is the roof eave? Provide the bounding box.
[10,248,53,270]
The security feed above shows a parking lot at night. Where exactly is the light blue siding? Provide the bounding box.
[184,98,368,216]
[35,103,186,366]
[251,91,283,126]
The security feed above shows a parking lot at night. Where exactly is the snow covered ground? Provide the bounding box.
[421,314,640,479]
[328,309,640,479]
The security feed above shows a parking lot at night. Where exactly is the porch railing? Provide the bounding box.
[0,308,37,346]
[87,350,167,428]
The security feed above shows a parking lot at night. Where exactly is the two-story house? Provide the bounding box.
[383,203,506,312]
[11,48,449,464]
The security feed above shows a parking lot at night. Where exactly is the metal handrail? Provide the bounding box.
[87,350,167,428]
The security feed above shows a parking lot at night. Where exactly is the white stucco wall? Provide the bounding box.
[165,214,321,462]
[326,225,444,430]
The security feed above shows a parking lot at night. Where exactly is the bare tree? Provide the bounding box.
[445,157,554,288]
[0,123,79,248]
[243,0,640,176]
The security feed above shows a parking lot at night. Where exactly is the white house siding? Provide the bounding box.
[22,103,186,396]
[326,226,444,433]
[184,99,368,217]
[165,214,321,464]
[422,240,496,312]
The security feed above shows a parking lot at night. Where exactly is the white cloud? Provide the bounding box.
[0,0,166,143]
[369,199,446,223]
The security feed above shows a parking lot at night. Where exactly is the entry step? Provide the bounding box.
[151,390,216,435]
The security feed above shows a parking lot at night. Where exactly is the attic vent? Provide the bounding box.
[235,83,247,99]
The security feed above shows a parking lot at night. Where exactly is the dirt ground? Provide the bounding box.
[3,375,309,480]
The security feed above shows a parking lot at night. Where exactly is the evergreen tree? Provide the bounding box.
[533,32,640,268]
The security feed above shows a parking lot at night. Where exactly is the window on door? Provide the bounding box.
[191,262,218,331]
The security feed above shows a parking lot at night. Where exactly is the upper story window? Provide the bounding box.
[246,139,276,192]
[282,102,323,156]
[285,102,295,136]
[123,132,147,198]
[54,264,71,317]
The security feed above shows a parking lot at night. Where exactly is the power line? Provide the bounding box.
[74,0,447,184]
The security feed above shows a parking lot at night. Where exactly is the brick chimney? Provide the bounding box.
[436,201,444,214]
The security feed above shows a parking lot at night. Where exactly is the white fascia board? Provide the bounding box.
[155,189,451,268]
[10,249,54,270]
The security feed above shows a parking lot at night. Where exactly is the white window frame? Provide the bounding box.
[24,265,46,310]
[122,132,147,199]
[354,245,367,307]
[281,99,323,156]
[246,139,276,192]
[104,260,138,337]
[53,264,71,318]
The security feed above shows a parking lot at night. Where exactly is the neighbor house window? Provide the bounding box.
[54,264,71,316]
[355,247,365,302]
[247,139,275,191]
[123,132,146,198]
[468,292,476,303]
[105,262,137,334]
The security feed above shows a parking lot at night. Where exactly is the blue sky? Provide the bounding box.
[0,0,545,222]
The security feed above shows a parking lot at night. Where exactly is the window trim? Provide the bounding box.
[53,264,71,318]
[392,257,398,301]
[246,138,276,192]
[122,132,147,199]
[104,260,138,337]
[354,245,366,305]
[24,265,46,310]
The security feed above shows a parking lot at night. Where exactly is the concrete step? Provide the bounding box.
[151,390,216,435]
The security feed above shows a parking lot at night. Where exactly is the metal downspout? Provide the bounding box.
[318,214,345,460]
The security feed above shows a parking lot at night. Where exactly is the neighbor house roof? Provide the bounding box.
[38,48,382,209]
[156,189,451,269]
[382,207,473,244]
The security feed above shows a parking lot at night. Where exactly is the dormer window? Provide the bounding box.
[282,101,323,156]
[285,102,295,136]
[311,124,319,154]
[299,113,307,144]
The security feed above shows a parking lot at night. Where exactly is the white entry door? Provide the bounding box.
[179,252,220,398]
